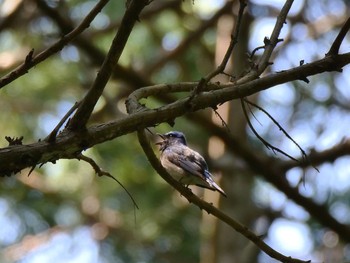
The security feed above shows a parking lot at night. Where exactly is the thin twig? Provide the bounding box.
[326,16,350,56]
[213,107,230,132]
[245,101,263,126]
[137,129,310,263]
[244,98,319,172]
[36,0,151,89]
[244,99,306,157]
[0,0,110,88]
[213,0,247,77]
[46,102,81,143]
[2,51,350,176]
[240,98,299,162]
[249,45,265,58]
[256,0,293,73]
[77,153,139,210]
[237,0,294,84]
[188,0,247,103]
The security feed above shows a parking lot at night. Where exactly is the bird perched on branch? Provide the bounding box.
[156,131,226,197]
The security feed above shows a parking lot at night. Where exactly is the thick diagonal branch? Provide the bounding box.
[137,130,310,263]
[67,0,149,130]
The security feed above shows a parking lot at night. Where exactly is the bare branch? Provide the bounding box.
[215,0,247,75]
[213,107,230,132]
[326,16,350,56]
[35,0,152,89]
[0,0,110,88]
[77,154,139,210]
[46,102,80,143]
[137,129,310,263]
[187,0,247,104]
[237,0,294,84]
[256,0,293,72]
[280,139,350,171]
[243,98,317,171]
[240,98,299,162]
[67,0,150,130]
[190,114,350,243]
[2,51,350,176]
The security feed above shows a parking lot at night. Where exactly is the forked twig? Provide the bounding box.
[243,98,319,172]
[327,16,350,56]
[245,101,263,126]
[213,107,230,132]
[46,102,81,142]
[188,0,247,103]
[77,154,139,210]
[240,98,299,162]
[244,99,306,157]
[237,0,294,84]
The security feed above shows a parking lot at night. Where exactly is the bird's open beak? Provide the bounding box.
[155,133,165,145]
[156,133,165,139]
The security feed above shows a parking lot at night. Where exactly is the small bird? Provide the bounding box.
[156,131,226,197]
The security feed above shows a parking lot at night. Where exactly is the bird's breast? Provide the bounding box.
[160,154,185,181]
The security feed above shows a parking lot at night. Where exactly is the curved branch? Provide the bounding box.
[1,52,350,175]
[190,114,350,243]
[136,129,310,263]
[0,0,110,89]
[280,139,350,171]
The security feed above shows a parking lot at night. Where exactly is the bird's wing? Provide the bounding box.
[166,146,208,181]
[166,145,227,197]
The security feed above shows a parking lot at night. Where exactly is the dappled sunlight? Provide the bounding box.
[1,0,350,262]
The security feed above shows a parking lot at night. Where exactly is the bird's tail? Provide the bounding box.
[204,171,227,197]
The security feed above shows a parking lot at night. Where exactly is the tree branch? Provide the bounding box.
[77,153,139,210]
[0,0,110,88]
[280,139,350,171]
[237,0,294,84]
[35,0,152,89]
[1,51,350,175]
[326,16,350,56]
[188,0,247,103]
[190,114,350,243]
[242,98,318,172]
[46,102,80,142]
[67,0,150,130]
[240,98,299,161]
[137,129,310,263]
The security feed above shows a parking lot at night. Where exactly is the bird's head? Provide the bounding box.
[156,131,187,150]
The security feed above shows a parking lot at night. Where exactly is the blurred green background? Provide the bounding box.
[1,0,350,262]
